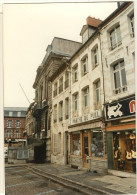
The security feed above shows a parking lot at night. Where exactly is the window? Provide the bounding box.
[54,105,57,123]
[7,120,12,128]
[9,112,12,116]
[59,77,63,93]
[72,64,78,83]
[59,101,63,121]
[54,134,58,153]
[16,120,21,128]
[72,133,81,155]
[91,131,104,158]
[17,112,21,117]
[53,82,57,97]
[113,60,127,94]
[73,93,78,111]
[83,87,89,108]
[15,130,20,138]
[93,47,98,67]
[130,14,134,37]
[95,80,100,103]
[6,130,12,138]
[65,71,69,89]
[110,25,122,50]
[65,98,69,119]
[81,56,88,75]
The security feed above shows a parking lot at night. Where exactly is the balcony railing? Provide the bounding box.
[32,102,42,116]
[42,98,48,108]
[113,86,127,94]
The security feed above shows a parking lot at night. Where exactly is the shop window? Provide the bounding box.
[113,131,136,173]
[91,131,104,158]
[109,25,122,50]
[113,60,127,94]
[72,133,81,155]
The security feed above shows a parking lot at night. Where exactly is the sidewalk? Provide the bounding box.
[5,163,137,194]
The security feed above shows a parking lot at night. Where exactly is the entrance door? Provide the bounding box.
[83,134,89,168]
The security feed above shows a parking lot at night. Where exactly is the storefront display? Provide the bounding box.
[91,131,104,158]
[113,130,136,173]
[72,132,81,155]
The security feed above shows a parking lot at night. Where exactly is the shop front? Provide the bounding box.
[106,95,136,174]
[69,119,108,173]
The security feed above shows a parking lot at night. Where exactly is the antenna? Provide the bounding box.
[19,83,30,104]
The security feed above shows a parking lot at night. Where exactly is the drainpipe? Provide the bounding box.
[98,31,107,156]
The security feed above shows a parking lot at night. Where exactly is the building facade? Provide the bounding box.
[4,107,27,146]
[100,2,135,174]
[32,37,81,162]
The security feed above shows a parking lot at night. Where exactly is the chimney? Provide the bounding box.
[86,16,102,28]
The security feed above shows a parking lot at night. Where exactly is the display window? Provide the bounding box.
[72,132,81,155]
[91,131,104,158]
[113,130,136,173]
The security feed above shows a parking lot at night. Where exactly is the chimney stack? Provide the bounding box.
[86,16,102,28]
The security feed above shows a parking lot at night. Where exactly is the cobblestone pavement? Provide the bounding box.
[5,163,137,195]
[5,166,84,195]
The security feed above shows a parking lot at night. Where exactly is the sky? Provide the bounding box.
[3,1,118,108]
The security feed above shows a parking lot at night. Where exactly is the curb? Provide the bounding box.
[25,166,111,195]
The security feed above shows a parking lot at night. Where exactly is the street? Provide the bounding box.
[5,166,84,195]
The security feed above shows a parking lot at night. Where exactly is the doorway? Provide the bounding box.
[83,134,89,168]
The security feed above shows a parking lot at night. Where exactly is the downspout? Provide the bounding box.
[98,30,107,156]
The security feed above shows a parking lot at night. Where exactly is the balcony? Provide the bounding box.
[42,98,48,109]
[32,102,42,117]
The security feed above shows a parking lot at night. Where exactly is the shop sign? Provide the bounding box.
[106,96,135,120]
[71,109,103,125]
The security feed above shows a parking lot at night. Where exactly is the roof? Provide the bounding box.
[4,107,27,117]
[70,2,132,62]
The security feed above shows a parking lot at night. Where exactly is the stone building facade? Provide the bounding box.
[32,37,81,162]
[100,2,135,174]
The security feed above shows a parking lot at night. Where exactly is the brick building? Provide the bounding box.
[4,107,27,146]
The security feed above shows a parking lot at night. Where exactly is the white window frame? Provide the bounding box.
[95,80,100,103]
[93,47,98,67]
[15,130,20,138]
[59,101,63,121]
[83,87,89,108]
[81,56,88,76]
[54,105,57,123]
[109,25,122,50]
[72,65,78,83]
[16,120,21,128]
[65,98,69,119]
[113,60,127,94]
[7,120,12,128]
[73,93,78,111]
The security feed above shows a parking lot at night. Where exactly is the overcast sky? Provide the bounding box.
[3,2,118,108]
